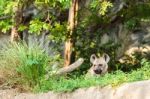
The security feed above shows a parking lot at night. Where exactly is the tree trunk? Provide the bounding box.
[10,3,23,42]
[11,27,20,42]
[64,0,79,67]
[10,0,34,42]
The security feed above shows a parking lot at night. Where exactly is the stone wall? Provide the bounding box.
[1,80,150,99]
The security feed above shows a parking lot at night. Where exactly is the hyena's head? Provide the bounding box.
[90,53,110,75]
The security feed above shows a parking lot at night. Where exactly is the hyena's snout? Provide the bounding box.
[93,65,103,74]
[94,69,102,74]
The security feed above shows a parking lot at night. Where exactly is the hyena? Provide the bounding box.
[88,53,110,76]
[54,53,110,76]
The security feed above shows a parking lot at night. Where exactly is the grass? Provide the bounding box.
[34,59,150,92]
[0,42,150,93]
[0,42,50,90]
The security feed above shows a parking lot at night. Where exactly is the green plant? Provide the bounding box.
[90,0,113,16]
[0,42,50,89]
[16,43,49,87]
[29,19,51,35]
[124,18,139,30]
[34,59,150,93]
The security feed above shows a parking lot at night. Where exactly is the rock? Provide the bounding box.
[113,80,150,99]
[23,31,61,56]
[0,33,10,50]
[1,80,150,99]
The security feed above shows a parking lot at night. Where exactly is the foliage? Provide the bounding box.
[29,19,51,35]
[124,18,139,30]
[122,3,150,30]
[0,42,50,89]
[0,0,70,34]
[35,0,71,9]
[0,0,14,33]
[34,59,150,92]
[90,0,113,16]
[0,20,12,33]
[49,22,67,42]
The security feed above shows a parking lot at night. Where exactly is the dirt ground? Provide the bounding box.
[0,89,18,99]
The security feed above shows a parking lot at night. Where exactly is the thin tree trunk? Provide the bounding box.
[10,3,23,42]
[10,0,34,42]
[64,0,78,67]
[11,27,20,42]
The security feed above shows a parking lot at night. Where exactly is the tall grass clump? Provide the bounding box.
[0,42,49,89]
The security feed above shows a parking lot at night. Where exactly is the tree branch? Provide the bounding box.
[56,58,84,75]
[0,16,11,20]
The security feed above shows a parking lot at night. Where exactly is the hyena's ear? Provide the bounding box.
[103,53,110,63]
[90,54,97,63]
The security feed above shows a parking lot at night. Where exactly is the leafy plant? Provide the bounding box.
[16,43,49,87]
[29,19,51,35]
[0,20,12,33]
[49,22,67,42]
[0,42,50,89]
[124,18,139,30]
[90,0,113,16]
